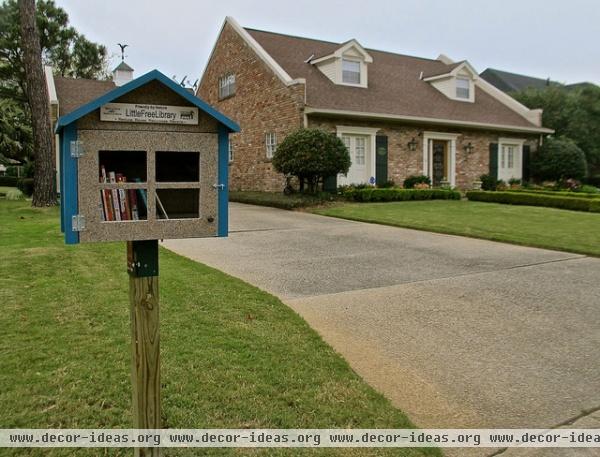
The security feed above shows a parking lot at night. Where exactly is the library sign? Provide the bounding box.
[100,102,199,125]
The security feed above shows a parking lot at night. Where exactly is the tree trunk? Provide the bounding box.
[19,0,57,207]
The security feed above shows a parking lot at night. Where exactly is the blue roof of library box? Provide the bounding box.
[55,69,240,133]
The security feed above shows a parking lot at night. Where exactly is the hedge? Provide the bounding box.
[466,191,600,213]
[0,176,18,187]
[507,189,600,199]
[343,188,461,202]
[229,191,333,210]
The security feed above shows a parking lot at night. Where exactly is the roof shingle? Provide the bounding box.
[246,29,540,130]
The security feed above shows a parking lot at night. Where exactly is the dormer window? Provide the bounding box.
[423,61,477,103]
[342,59,361,84]
[456,77,470,99]
[310,39,372,88]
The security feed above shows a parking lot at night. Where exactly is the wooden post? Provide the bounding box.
[127,240,160,457]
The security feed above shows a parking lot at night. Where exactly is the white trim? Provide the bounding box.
[422,132,459,187]
[310,39,373,64]
[45,66,58,105]
[197,17,304,96]
[435,54,544,127]
[422,61,479,82]
[305,107,553,134]
[336,125,379,185]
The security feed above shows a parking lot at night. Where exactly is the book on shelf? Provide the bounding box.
[99,168,146,222]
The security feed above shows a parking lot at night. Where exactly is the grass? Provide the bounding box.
[230,191,335,210]
[312,200,600,256]
[0,200,437,457]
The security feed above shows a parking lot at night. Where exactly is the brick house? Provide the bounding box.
[198,17,552,192]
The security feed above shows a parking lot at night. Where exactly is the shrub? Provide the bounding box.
[578,185,600,194]
[0,176,18,187]
[506,189,600,199]
[5,188,24,200]
[17,178,34,196]
[584,175,600,187]
[229,191,333,210]
[377,180,396,188]
[343,188,461,202]
[531,137,588,182]
[403,175,431,189]
[466,191,600,213]
[272,128,351,193]
[480,174,501,191]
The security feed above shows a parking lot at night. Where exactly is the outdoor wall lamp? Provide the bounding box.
[407,137,418,151]
[464,142,474,154]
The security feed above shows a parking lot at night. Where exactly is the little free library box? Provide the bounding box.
[55,70,240,244]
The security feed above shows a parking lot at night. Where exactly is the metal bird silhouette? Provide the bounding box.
[117,43,129,61]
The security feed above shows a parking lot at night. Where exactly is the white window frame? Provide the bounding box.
[265,132,277,159]
[342,58,361,85]
[218,73,236,99]
[228,138,234,163]
[498,138,526,182]
[456,76,470,99]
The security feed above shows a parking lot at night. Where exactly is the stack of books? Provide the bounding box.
[100,165,146,221]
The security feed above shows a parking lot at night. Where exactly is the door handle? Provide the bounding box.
[212,183,225,190]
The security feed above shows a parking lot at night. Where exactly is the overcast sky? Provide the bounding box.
[57,0,599,86]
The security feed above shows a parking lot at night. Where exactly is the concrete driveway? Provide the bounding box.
[164,203,600,453]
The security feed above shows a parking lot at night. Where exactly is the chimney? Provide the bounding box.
[112,61,134,86]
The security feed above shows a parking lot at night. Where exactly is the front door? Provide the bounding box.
[339,134,369,185]
[432,140,447,187]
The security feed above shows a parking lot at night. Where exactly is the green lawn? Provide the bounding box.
[0,200,437,457]
[312,200,600,256]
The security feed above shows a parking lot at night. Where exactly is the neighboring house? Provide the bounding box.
[46,65,124,188]
[480,68,596,93]
[198,17,552,191]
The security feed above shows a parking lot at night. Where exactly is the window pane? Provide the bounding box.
[355,137,365,165]
[456,77,470,99]
[342,59,360,84]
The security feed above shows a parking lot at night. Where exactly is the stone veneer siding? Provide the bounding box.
[198,22,305,192]
[308,116,539,189]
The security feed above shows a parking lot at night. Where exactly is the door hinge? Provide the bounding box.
[72,214,86,232]
[70,140,84,158]
[212,183,225,190]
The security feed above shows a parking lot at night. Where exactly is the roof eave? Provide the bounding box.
[304,107,554,134]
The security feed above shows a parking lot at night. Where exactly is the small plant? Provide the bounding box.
[480,174,501,191]
[403,175,431,189]
[578,185,599,194]
[377,180,396,189]
[414,182,430,189]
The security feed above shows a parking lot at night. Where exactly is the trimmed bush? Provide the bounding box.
[466,191,600,213]
[17,178,34,197]
[272,128,351,193]
[403,175,431,189]
[0,176,18,187]
[507,189,600,199]
[343,188,461,202]
[229,191,333,210]
[531,137,588,181]
[480,174,501,191]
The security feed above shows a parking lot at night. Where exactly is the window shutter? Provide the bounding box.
[375,135,388,186]
[323,175,337,192]
[522,145,531,182]
[489,143,498,179]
